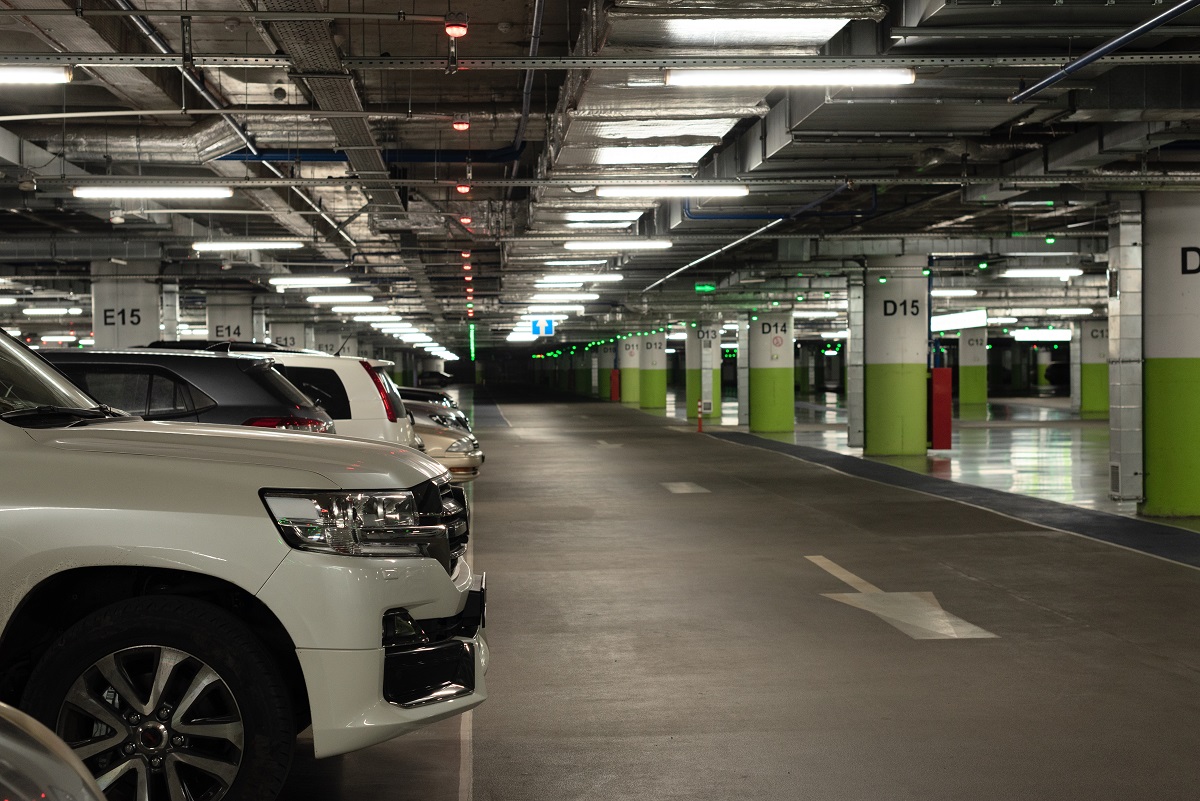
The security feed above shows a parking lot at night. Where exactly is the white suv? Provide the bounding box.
[261,352,421,448]
[0,333,487,801]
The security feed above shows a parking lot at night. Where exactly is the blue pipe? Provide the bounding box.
[216,144,525,163]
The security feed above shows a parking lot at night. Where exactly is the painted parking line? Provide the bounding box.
[661,482,710,494]
[806,556,998,640]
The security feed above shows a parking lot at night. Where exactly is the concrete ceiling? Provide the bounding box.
[1,0,1199,353]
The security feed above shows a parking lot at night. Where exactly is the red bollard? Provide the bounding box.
[697,398,703,433]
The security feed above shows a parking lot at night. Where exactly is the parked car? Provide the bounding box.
[0,702,105,801]
[396,386,472,430]
[0,331,486,801]
[42,349,336,432]
[417,370,453,387]
[259,352,422,450]
[412,420,484,483]
[406,398,473,434]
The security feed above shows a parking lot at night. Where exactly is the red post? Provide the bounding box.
[609,367,620,401]
[928,367,953,450]
[697,398,703,432]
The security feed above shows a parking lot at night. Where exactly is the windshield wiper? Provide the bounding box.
[0,404,117,424]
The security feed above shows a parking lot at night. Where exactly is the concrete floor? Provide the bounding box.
[282,389,1200,801]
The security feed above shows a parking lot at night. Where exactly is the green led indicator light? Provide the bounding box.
[978,261,988,270]
[1045,236,1057,244]
[878,276,887,284]
[922,269,931,276]
[823,292,831,299]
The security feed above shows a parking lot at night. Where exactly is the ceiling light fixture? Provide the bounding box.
[531,293,600,302]
[356,315,406,323]
[456,183,472,194]
[1012,329,1073,342]
[792,310,840,319]
[595,184,749,198]
[563,211,644,222]
[526,304,585,314]
[23,307,82,316]
[268,276,351,288]
[0,298,16,306]
[930,288,979,297]
[540,274,624,284]
[541,259,609,267]
[664,68,916,88]
[0,66,73,84]
[565,221,634,229]
[563,239,672,251]
[452,114,470,131]
[331,304,385,313]
[306,294,373,303]
[40,335,78,343]
[1046,308,1094,315]
[458,215,473,225]
[1000,268,1085,279]
[73,186,234,199]
[193,239,304,251]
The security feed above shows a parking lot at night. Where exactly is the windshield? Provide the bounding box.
[0,335,98,416]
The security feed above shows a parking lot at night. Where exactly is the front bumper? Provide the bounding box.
[434,450,484,483]
[257,551,487,758]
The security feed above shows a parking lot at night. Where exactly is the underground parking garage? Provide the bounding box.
[1,2,1200,800]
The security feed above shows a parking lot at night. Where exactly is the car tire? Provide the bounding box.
[20,596,295,801]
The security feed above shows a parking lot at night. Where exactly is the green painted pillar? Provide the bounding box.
[795,345,811,395]
[598,343,616,400]
[573,351,591,395]
[1141,191,1200,515]
[864,271,927,456]
[958,327,988,408]
[619,337,641,403]
[639,331,668,409]
[1035,348,1052,387]
[685,323,722,419]
[749,313,795,432]
[1072,320,1109,416]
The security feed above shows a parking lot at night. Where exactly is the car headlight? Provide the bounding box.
[446,437,475,453]
[261,490,450,564]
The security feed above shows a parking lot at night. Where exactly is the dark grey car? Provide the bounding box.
[42,349,336,432]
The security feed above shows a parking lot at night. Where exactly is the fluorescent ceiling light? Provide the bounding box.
[667,332,688,340]
[79,338,95,346]
[542,259,609,266]
[526,304,585,314]
[721,323,740,330]
[595,185,748,198]
[792,310,840,319]
[721,342,740,349]
[821,330,851,339]
[0,298,16,306]
[1004,252,1078,257]
[307,294,373,303]
[930,288,979,298]
[1001,268,1085,279]
[507,332,540,342]
[2,328,20,336]
[269,276,351,288]
[519,314,569,321]
[0,66,73,84]
[23,307,82,316]
[1012,329,1073,342]
[665,68,916,88]
[563,211,644,222]
[663,17,849,44]
[988,317,1018,324]
[353,315,405,323]
[422,344,443,351]
[566,221,634,229]
[531,293,600,302]
[564,240,672,251]
[400,333,432,342]
[40,335,77,343]
[331,304,385,313]
[665,348,677,354]
[374,324,417,332]
[593,145,713,165]
[931,309,988,331]
[541,274,624,283]
[1047,308,1093,315]
[193,240,304,251]
[536,282,584,289]
[73,186,233,199]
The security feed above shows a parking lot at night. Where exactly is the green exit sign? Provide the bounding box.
[694,282,716,293]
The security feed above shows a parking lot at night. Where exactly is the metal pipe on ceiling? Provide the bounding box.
[509,0,547,184]
[1010,0,1200,103]
[215,145,526,164]
[0,9,444,21]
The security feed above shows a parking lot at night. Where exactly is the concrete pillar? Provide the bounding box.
[958,327,988,408]
[207,293,254,342]
[315,329,356,356]
[864,267,928,456]
[736,314,750,426]
[160,284,180,342]
[639,331,668,409]
[619,336,641,403]
[1140,192,1200,514]
[846,277,865,448]
[1108,195,1144,503]
[598,344,616,400]
[270,322,312,350]
[1072,320,1109,416]
[1035,347,1052,388]
[573,349,591,395]
[686,322,722,420]
[90,260,161,349]
[794,344,811,395]
[748,312,794,433]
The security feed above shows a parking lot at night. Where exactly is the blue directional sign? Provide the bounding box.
[530,318,555,336]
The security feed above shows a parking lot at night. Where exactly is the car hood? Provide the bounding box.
[24,419,447,489]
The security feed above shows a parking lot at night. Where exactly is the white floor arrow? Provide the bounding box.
[806,556,997,640]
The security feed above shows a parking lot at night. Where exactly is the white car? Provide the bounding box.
[0,333,487,801]
[259,352,422,449]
